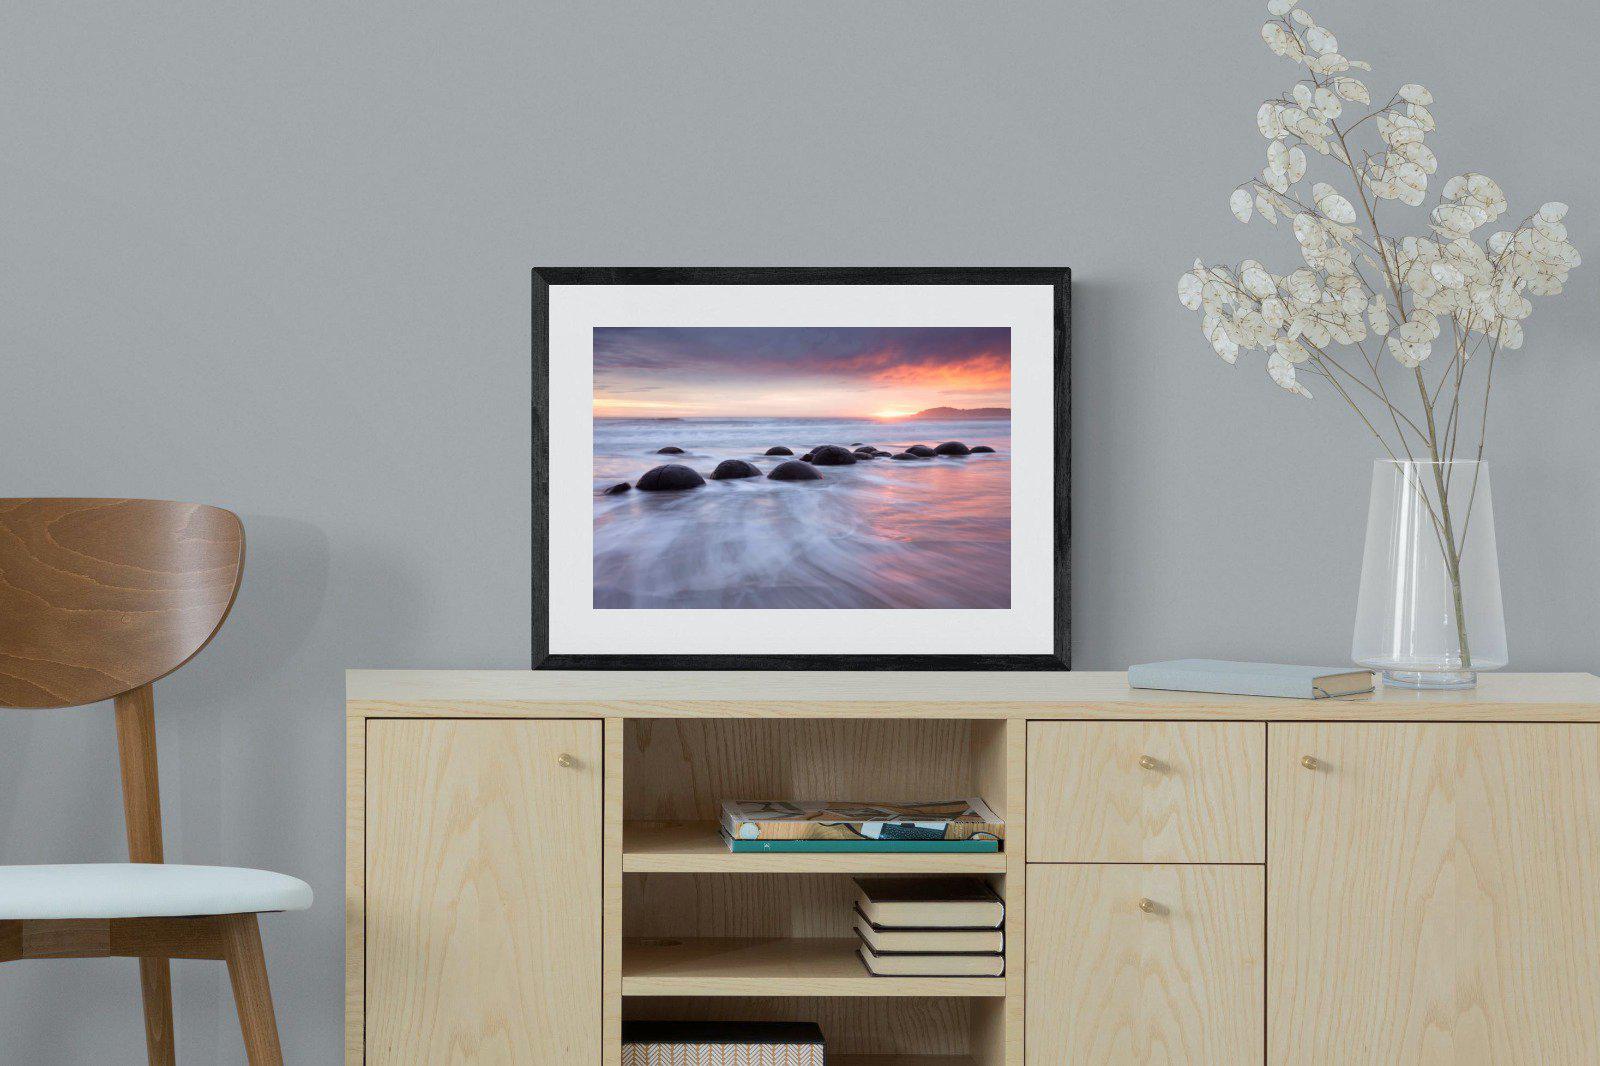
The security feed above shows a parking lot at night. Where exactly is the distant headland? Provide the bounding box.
[891,406,1011,421]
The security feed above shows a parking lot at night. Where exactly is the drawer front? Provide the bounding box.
[1027,863,1265,1064]
[1028,722,1265,862]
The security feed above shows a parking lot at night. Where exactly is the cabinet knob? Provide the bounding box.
[557,753,578,768]
[1138,897,1162,915]
[1301,755,1320,771]
[1138,754,1165,772]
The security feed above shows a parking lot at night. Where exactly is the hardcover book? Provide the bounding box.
[1128,659,1375,699]
[853,904,1006,953]
[853,876,1006,929]
[720,798,1004,843]
[621,1021,824,1066]
[856,937,1006,977]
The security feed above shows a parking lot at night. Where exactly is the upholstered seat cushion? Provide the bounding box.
[0,864,313,920]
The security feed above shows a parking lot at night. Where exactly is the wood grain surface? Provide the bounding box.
[1027,864,1264,1064]
[1268,723,1600,1065]
[1028,722,1265,862]
[0,498,243,708]
[347,670,1600,721]
[621,935,1005,998]
[364,719,602,1064]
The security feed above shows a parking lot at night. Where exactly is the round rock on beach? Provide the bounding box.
[810,445,857,466]
[711,459,761,480]
[767,460,822,481]
[636,464,705,491]
[890,452,927,461]
[933,441,971,456]
[602,482,632,495]
[970,445,996,453]
[655,446,685,454]
[764,446,794,456]
[905,444,935,457]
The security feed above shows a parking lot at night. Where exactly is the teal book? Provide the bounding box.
[1128,659,1375,699]
[720,831,999,854]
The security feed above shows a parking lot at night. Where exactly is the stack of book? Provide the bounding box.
[622,1021,824,1065]
[719,798,1004,853]
[853,876,1006,977]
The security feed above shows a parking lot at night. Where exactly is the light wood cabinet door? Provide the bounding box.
[365,719,602,1064]
[1027,864,1264,1064]
[1269,723,1600,1065]
[1029,722,1265,862]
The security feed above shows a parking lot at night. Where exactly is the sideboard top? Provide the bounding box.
[346,670,1600,722]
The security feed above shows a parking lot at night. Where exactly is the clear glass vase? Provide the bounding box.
[1352,460,1507,689]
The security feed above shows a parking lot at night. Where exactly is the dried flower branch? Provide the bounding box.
[1178,0,1581,668]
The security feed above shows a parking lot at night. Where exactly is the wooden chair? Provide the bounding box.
[0,499,311,1064]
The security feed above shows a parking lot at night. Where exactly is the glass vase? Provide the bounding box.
[1352,460,1506,689]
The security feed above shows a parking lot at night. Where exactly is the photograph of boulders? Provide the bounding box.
[593,326,1011,609]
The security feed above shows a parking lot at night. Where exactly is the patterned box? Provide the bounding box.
[621,1021,825,1065]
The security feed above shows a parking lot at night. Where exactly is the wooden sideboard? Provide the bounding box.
[346,671,1600,1065]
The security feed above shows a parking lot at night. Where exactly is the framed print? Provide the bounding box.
[532,267,1070,670]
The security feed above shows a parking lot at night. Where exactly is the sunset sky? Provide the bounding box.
[593,326,1011,419]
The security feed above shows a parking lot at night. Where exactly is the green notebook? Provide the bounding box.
[720,830,999,854]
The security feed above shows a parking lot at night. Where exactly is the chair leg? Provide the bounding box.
[137,957,177,1064]
[220,915,283,1066]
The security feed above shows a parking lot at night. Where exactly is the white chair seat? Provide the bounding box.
[0,864,313,920]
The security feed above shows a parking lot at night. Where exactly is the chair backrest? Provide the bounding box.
[0,499,245,709]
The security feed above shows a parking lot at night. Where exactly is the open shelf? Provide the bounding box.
[623,821,1008,874]
[621,936,1006,998]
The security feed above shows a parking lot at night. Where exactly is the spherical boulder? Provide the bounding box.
[765,446,794,456]
[710,459,761,480]
[602,482,632,495]
[905,444,935,457]
[890,452,926,461]
[970,445,996,454]
[655,446,685,455]
[768,460,822,482]
[934,441,971,456]
[636,464,705,491]
[810,445,857,466]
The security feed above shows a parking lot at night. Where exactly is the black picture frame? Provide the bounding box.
[532,266,1071,670]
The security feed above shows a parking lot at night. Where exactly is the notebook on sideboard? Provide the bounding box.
[1128,659,1375,699]
[852,876,1005,929]
[855,937,1006,977]
[853,904,1005,954]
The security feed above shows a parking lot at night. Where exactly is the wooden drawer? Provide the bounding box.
[1027,863,1264,1064]
[1027,722,1265,863]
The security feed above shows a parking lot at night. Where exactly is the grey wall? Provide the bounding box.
[3,0,1595,1060]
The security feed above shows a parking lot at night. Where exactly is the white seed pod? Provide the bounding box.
[1333,77,1370,103]
[1230,189,1254,223]
[1540,201,1569,222]
[1258,101,1286,139]
[1398,83,1433,105]
[1304,25,1337,55]
[1268,352,1313,397]
[1178,272,1204,310]
[1287,146,1308,183]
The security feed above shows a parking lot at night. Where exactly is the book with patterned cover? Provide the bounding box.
[720,798,1004,842]
[621,1022,824,1066]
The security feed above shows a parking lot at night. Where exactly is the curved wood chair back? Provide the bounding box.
[0,499,245,709]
